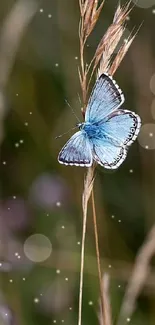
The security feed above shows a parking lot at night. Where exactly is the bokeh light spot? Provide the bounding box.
[88,301,93,305]
[150,74,155,94]
[56,269,60,274]
[138,123,155,149]
[132,0,155,8]
[151,99,155,119]
[24,234,52,262]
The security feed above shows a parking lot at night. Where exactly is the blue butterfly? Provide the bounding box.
[58,73,141,169]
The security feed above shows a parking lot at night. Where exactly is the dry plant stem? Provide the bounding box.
[100,274,112,325]
[0,0,38,88]
[79,39,87,107]
[117,225,155,325]
[80,41,85,77]
[78,193,87,325]
[78,166,95,325]
[79,0,104,109]
[78,3,135,325]
[0,0,39,144]
[91,188,105,325]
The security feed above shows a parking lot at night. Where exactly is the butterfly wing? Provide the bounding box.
[58,131,92,167]
[58,73,141,169]
[102,109,141,146]
[92,109,141,169]
[85,73,124,124]
[92,137,127,169]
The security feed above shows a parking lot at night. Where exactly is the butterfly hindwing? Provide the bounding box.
[100,109,141,147]
[91,109,141,169]
[92,136,127,169]
[85,73,124,124]
[58,131,92,167]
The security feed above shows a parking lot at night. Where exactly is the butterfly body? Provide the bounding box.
[79,122,103,140]
[58,73,141,169]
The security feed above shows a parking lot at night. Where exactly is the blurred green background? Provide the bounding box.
[1,0,155,324]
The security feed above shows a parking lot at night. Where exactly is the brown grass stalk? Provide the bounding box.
[78,165,95,325]
[79,0,104,109]
[96,3,130,76]
[91,187,105,325]
[98,274,112,325]
[78,2,136,325]
[109,35,135,76]
[117,225,155,325]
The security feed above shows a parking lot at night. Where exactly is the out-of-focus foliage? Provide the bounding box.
[1,0,155,324]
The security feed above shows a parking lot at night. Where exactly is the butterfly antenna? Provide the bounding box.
[77,93,82,105]
[55,126,78,139]
[65,99,81,123]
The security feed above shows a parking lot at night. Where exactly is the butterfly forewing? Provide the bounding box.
[58,131,92,167]
[85,73,124,124]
